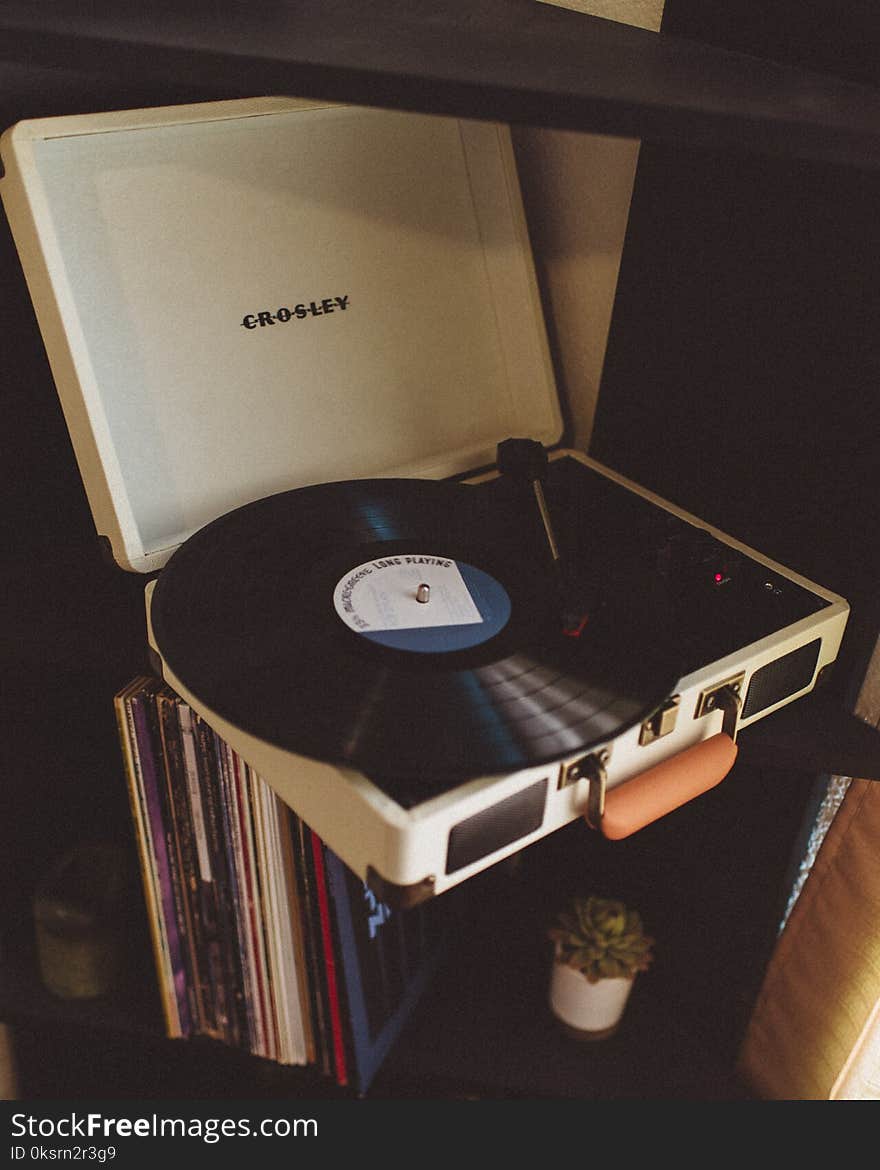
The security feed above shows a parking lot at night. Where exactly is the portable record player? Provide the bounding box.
[0,96,852,906]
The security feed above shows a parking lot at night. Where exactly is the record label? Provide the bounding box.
[333,554,511,652]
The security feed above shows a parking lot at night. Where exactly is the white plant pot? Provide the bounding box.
[548,961,635,1040]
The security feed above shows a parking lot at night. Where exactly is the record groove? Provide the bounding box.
[150,476,680,804]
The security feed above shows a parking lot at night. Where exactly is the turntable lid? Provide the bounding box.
[1,97,561,572]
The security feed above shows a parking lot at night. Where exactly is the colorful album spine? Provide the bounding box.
[176,701,226,1040]
[233,758,277,1059]
[278,806,316,1066]
[210,726,252,1051]
[247,766,284,1062]
[252,776,308,1066]
[128,679,195,1039]
[292,813,331,1078]
[216,738,260,1052]
[310,829,349,1087]
[155,687,206,1034]
[114,673,444,1091]
[193,712,250,1050]
[113,678,180,1038]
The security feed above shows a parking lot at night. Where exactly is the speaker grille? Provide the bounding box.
[742,639,821,719]
[446,779,547,874]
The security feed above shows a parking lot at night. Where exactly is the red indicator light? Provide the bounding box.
[714,572,724,583]
[563,613,590,638]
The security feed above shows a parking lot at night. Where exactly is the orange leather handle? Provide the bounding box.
[599,732,739,840]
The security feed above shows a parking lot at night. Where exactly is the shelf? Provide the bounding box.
[369,893,751,1100]
[1,4,868,1105]
[5,920,352,1099]
[1,1,880,170]
[1,921,164,1041]
[4,857,748,1101]
[7,754,811,1100]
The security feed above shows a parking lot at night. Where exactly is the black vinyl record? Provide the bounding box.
[150,476,680,805]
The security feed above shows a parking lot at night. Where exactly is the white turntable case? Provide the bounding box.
[0,96,849,904]
[0,95,561,573]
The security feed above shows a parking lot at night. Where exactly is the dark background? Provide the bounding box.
[592,2,880,673]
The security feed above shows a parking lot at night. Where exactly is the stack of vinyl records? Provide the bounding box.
[114,675,446,1094]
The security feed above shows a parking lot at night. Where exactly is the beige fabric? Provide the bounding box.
[537,0,663,27]
[832,994,880,1099]
[738,636,880,1100]
[511,130,644,448]
[513,2,665,449]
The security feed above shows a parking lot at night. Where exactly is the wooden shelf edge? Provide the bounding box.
[1,1,880,169]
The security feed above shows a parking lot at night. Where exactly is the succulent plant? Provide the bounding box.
[548,894,654,983]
